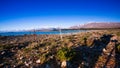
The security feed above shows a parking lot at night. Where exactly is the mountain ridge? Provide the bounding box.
[70,22,120,29]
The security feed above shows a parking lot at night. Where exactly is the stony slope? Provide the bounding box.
[0,30,120,68]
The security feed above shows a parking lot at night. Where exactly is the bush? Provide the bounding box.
[0,44,14,50]
[23,47,32,53]
[117,44,120,53]
[56,47,76,61]
[117,32,120,36]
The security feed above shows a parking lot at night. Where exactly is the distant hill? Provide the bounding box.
[70,22,120,29]
[29,28,59,32]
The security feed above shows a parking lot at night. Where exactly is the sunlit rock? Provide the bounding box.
[106,53,110,56]
[50,55,54,59]
[103,48,107,53]
[24,61,29,66]
[20,56,23,60]
[1,51,5,55]
[36,59,41,64]
[61,61,67,68]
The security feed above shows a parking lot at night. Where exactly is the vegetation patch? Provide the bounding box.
[56,47,76,61]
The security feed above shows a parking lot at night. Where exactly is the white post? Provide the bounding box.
[33,29,36,41]
[59,28,63,41]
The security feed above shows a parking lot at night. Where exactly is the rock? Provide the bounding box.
[13,65,16,67]
[24,61,29,66]
[84,62,89,66]
[24,61,32,66]
[58,61,61,65]
[61,61,67,68]
[81,61,89,67]
[50,55,54,59]
[106,53,110,56]
[28,61,32,65]
[1,51,5,55]
[103,48,107,53]
[36,59,41,64]
[45,64,50,68]
[81,62,84,65]
[20,56,23,60]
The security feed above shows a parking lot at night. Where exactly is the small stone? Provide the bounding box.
[1,51,5,55]
[36,59,41,63]
[111,54,114,57]
[103,48,107,53]
[50,55,54,59]
[28,61,32,64]
[85,62,89,66]
[45,64,50,68]
[81,62,84,65]
[13,65,16,67]
[20,56,23,59]
[61,61,67,67]
[24,61,29,66]
[106,53,110,55]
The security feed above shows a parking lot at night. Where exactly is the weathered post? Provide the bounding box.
[59,28,63,41]
[33,29,36,41]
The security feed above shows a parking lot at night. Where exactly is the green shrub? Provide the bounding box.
[0,44,13,50]
[23,47,32,53]
[117,44,120,52]
[0,45,4,50]
[56,47,76,61]
[117,32,120,36]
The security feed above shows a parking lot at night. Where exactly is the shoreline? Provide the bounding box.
[0,29,119,36]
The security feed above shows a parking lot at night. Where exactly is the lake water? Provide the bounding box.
[0,30,86,36]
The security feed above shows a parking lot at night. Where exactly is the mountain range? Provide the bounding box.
[70,22,120,29]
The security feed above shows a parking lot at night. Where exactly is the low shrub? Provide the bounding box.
[117,32,120,36]
[56,47,76,61]
[117,44,120,53]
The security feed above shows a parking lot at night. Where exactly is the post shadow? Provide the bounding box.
[101,39,118,68]
[115,42,120,68]
[84,37,87,46]
[70,34,113,68]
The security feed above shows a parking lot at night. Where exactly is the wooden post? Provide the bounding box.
[33,29,36,41]
[59,28,63,41]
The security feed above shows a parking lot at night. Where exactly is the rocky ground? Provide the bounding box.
[0,29,120,68]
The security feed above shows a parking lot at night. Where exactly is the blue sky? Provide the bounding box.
[0,0,120,31]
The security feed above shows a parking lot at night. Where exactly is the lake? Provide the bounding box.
[0,30,87,36]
